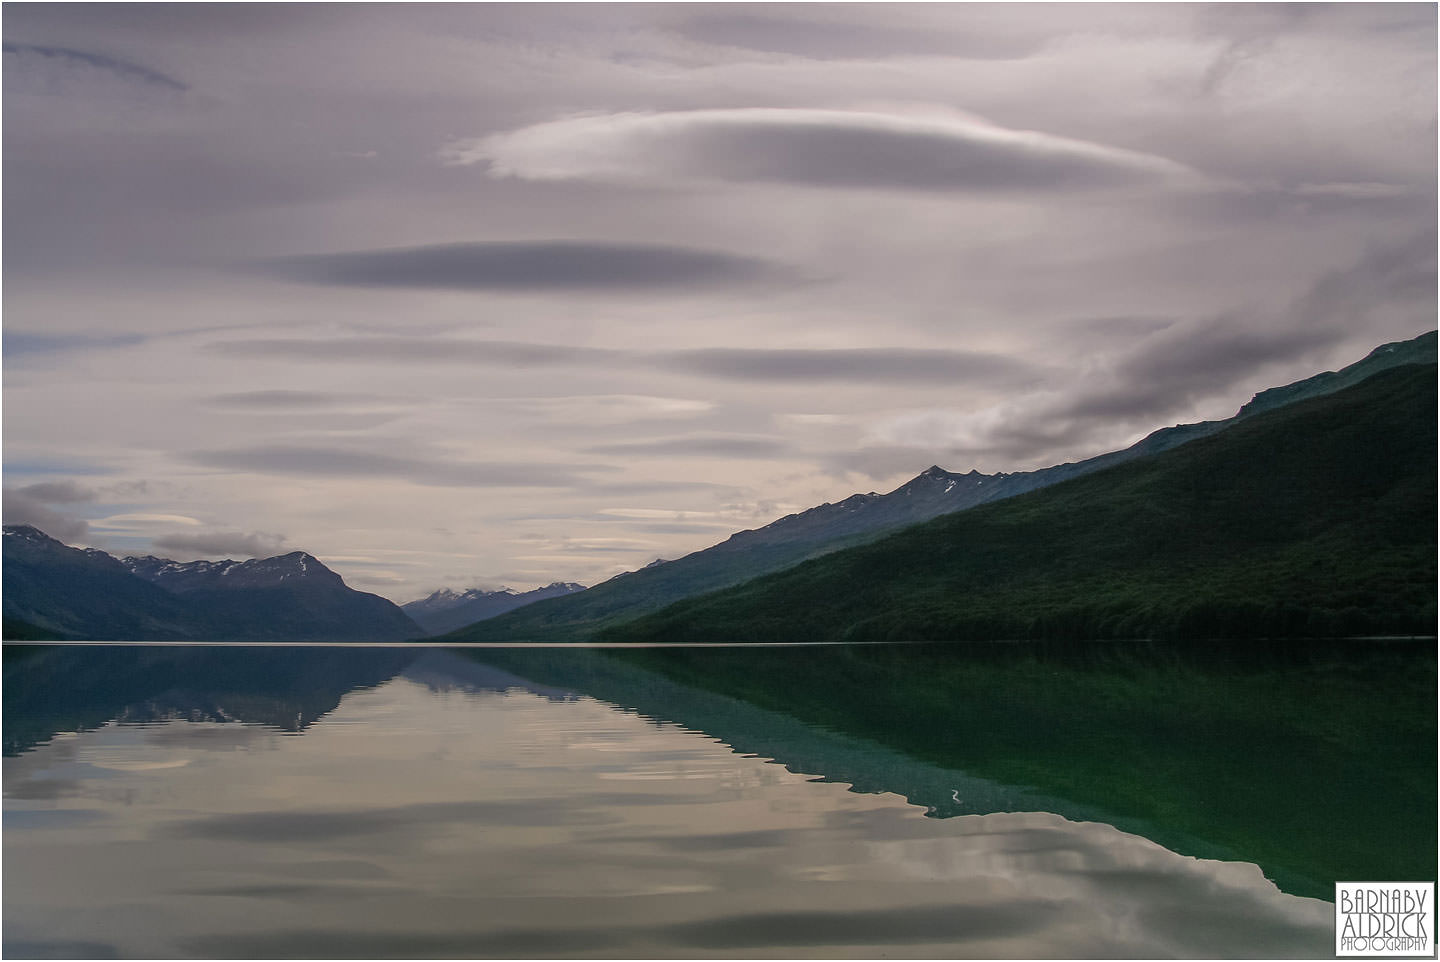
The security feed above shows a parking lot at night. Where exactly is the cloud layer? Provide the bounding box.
[258,241,786,292]
[210,337,1045,387]
[3,3,1432,599]
[448,109,1199,193]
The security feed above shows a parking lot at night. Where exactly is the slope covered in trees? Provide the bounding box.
[602,364,1437,643]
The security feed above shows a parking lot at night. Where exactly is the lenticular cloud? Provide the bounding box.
[444,108,1199,193]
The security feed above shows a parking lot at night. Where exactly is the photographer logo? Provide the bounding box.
[1336,882,1434,957]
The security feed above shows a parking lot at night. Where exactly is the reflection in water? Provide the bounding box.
[2,642,1414,957]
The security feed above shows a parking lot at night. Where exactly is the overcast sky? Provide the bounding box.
[4,3,1435,603]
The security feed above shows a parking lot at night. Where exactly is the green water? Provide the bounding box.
[3,639,1432,957]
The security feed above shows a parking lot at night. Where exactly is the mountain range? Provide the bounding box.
[448,330,1436,642]
[2,530,420,642]
[4,331,1433,643]
[402,583,586,636]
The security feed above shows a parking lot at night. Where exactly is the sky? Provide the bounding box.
[3,3,1435,604]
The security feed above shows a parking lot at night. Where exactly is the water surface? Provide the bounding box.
[5,641,1430,958]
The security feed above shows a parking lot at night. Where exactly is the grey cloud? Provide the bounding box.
[203,390,404,411]
[1062,316,1178,340]
[209,337,1045,389]
[1077,230,1437,421]
[1194,4,1435,96]
[821,444,950,482]
[210,337,619,367]
[672,13,1040,61]
[256,241,786,292]
[152,530,288,560]
[875,233,1438,470]
[13,480,96,504]
[2,483,96,542]
[1065,318,1348,422]
[2,42,187,91]
[1286,228,1437,334]
[4,332,146,361]
[582,436,791,459]
[457,109,1199,193]
[663,347,1046,386]
[587,479,741,497]
[185,445,614,489]
[3,3,328,41]
[631,522,738,536]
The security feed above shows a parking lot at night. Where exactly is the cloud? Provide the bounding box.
[582,436,791,458]
[671,12,1042,61]
[1292,182,1415,200]
[446,108,1201,193]
[4,332,146,363]
[203,390,387,410]
[12,480,96,504]
[494,395,715,425]
[91,513,205,532]
[209,337,619,367]
[2,43,188,92]
[208,338,1045,388]
[151,530,288,559]
[1062,317,1347,422]
[184,445,615,488]
[865,316,1351,467]
[864,233,1437,468]
[661,347,1047,386]
[2,483,96,543]
[255,241,786,292]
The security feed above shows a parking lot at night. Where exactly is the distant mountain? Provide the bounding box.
[449,331,1436,642]
[603,363,1436,643]
[402,582,586,635]
[2,529,421,642]
[120,551,421,642]
[3,525,208,641]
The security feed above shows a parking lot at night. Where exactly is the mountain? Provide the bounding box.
[2,529,421,642]
[120,551,421,642]
[402,582,586,636]
[448,331,1436,642]
[601,363,1436,644]
[3,525,209,641]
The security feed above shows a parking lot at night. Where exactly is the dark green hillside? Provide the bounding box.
[603,364,1437,643]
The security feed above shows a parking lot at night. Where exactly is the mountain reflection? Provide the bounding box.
[3,644,419,755]
[5,639,1433,904]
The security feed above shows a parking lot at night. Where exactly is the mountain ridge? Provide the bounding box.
[2,529,420,641]
[447,330,1436,643]
[402,582,587,635]
[601,362,1437,644]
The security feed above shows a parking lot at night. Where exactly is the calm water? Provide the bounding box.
[4,641,1433,958]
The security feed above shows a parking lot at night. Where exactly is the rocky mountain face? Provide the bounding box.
[403,582,586,635]
[453,330,1436,642]
[123,552,346,592]
[3,528,420,642]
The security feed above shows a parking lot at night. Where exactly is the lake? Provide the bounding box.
[4,640,1434,958]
